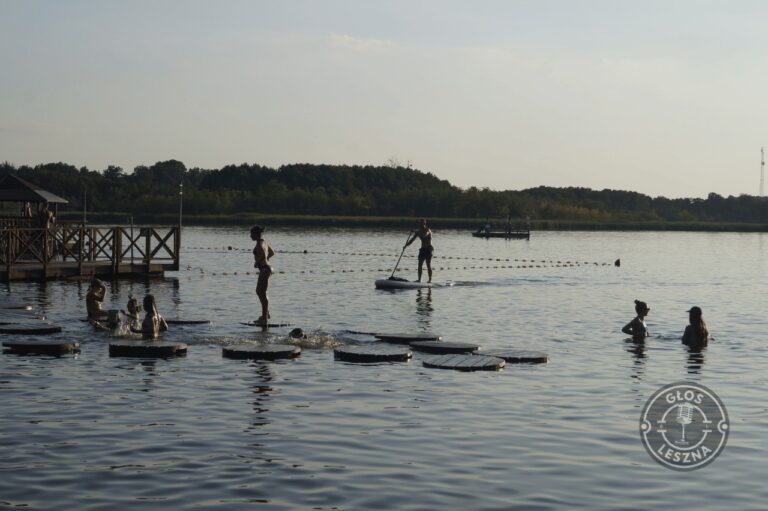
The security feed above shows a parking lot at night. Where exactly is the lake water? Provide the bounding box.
[1,227,766,510]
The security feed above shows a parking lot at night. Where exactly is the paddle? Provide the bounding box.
[389,231,413,280]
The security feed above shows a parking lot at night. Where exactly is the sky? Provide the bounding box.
[2,0,768,198]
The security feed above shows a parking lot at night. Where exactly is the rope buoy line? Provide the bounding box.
[181,261,615,277]
[182,246,609,266]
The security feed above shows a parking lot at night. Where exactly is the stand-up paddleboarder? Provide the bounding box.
[251,225,275,326]
[405,219,433,283]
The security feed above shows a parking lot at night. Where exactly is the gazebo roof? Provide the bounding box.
[0,174,68,204]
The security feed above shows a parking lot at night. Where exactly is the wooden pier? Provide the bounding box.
[0,222,180,281]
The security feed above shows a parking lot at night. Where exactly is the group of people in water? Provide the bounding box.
[86,277,168,339]
[622,299,709,347]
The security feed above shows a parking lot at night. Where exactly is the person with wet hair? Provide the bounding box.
[251,225,275,326]
[122,296,141,330]
[682,306,709,346]
[622,299,650,341]
[131,294,168,340]
[86,278,107,321]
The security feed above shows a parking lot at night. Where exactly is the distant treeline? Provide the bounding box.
[1,160,767,225]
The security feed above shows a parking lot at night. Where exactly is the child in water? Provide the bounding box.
[622,299,650,341]
[682,306,709,346]
[122,296,141,330]
[86,278,107,322]
[130,294,168,340]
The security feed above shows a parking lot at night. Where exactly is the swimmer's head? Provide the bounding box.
[687,306,703,319]
[89,278,104,290]
[143,294,157,313]
[127,296,141,314]
[634,299,650,315]
[289,328,307,339]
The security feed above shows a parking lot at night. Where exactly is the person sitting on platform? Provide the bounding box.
[682,306,709,347]
[131,294,168,340]
[622,299,650,342]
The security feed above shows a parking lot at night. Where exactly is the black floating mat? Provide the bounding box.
[374,333,443,344]
[3,339,80,355]
[223,344,301,360]
[109,341,187,358]
[334,343,412,363]
[0,324,62,335]
[165,319,212,325]
[0,317,53,326]
[239,322,292,327]
[410,341,479,354]
[483,349,549,363]
[423,354,505,371]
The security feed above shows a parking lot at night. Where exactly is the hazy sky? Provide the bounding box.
[2,0,768,198]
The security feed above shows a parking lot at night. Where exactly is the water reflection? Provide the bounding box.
[624,338,646,382]
[684,344,706,375]
[415,288,433,329]
[248,363,273,431]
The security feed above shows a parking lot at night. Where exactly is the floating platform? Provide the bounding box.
[166,319,212,325]
[109,340,187,357]
[472,229,530,239]
[0,324,62,335]
[222,344,301,360]
[410,341,480,354]
[240,321,292,327]
[2,339,80,355]
[423,354,505,371]
[375,279,454,290]
[483,349,549,363]
[334,343,412,362]
[374,333,443,344]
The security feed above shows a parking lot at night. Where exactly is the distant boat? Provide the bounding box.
[472,229,530,239]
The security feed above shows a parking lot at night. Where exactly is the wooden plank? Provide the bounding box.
[222,344,301,360]
[423,354,505,371]
[3,339,79,355]
[374,332,443,344]
[109,341,187,358]
[483,349,549,363]
[334,343,412,363]
[410,341,480,354]
[0,324,62,335]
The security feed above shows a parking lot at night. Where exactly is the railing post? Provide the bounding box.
[78,224,84,276]
[42,228,48,279]
[173,226,180,271]
[145,227,151,274]
[112,227,120,275]
[5,230,11,280]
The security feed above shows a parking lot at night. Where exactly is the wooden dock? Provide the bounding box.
[0,222,179,281]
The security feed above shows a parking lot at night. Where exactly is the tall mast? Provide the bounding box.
[762,147,765,197]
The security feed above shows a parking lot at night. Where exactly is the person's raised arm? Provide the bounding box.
[405,231,417,247]
[267,245,275,259]
[621,320,634,335]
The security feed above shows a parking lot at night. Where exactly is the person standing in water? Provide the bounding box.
[131,294,168,339]
[251,225,275,325]
[682,306,709,346]
[86,278,107,321]
[622,299,650,341]
[405,219,433,283]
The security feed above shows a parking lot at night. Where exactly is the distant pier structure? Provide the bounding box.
[0,174,179,282]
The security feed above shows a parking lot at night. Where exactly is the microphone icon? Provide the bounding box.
[676,403,694,446]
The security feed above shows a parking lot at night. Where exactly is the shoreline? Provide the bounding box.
[59,212,768,232]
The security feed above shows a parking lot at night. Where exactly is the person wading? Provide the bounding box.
[251,225,275,326]
[405,219,433,283]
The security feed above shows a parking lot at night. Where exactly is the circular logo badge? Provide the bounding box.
[639,381,729,471]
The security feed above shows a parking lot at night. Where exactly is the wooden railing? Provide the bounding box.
[0,223,179,276]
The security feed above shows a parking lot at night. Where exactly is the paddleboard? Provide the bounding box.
[375,279,453,289]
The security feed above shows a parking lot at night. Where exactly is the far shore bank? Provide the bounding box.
[59,212,768,232]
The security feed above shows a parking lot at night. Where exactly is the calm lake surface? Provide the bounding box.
[1,227,766,510]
